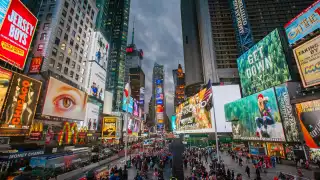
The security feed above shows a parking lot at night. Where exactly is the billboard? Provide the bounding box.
[122,96,133,113]
[139,87,144,105]
[103,91,113,114]
[156,99,163,105]
[171,115,176,131]
[102,117,116,138]
[133,100,138,117]
[0,0,38,70]
[156,86,162,94]
[175,88,214,133]
[0,67,12,113]
[293,35,320,87]
[133,119,140,133]
[42,77,88,120]
[284,0,320,45]
[87,61,106,100]
[82,103,99,131]
[237,29,291,97]
[28,57,43,74]
[275,84,300,142]
[156,93,164,100]
[1,73,41,134]
[230,0,254,53]
[225,88,285,141]
[156,79,162,85]
[295,99,320,148]
[157,105,164,113]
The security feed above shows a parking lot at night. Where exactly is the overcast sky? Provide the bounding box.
[127,0,184,118]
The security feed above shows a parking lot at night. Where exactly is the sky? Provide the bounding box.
[127,0,184,117]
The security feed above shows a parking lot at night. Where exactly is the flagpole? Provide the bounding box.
[124,78,130,167]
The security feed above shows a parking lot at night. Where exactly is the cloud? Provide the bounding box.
[128,0,183,117]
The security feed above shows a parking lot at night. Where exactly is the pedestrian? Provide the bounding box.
[245,165,250,178]
[255,167,260,179]
[231,170,235,180]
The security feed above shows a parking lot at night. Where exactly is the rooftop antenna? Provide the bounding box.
[131,16,135,45]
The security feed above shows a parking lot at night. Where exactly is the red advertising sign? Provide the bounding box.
[0,0,37,70]
[28,57,43,73]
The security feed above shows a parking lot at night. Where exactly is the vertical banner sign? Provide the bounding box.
[275,85,299,142]
[102,117,116,138]
[296,99,320,148]
[1,73,41,135]
[28,57,43,74]
[0,67,12,113]
[284,0,320,45]
[293,35,320,87]
[230,0,254,53]
[0,0,38,70]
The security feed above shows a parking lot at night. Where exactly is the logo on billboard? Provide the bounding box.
[28,57,43,74]
[0,0,38,70]
[293,35,320,87]
[284,0,320,45]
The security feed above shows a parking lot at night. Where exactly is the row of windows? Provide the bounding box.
[49,58,84,83]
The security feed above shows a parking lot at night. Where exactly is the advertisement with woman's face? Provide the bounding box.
[42,77,87,120]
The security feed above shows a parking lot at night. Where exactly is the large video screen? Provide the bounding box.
[295,99,320,148]
[102,117,116,138]
[42,77,87,120]
[87,61,106,100]
[122,96,133,113]
[175,88,213,133]
[237,29,291,97]
[225,88,285,141]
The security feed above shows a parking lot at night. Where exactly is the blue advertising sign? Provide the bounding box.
[284,0,320,45]
[157,123,164,130]
[156,87,162,94]
[122,96,134,113]
[230,0,254,53]
[156,99,163,105]
[156,93,164,100]
[171,115,176,131]
[156,79,162,85]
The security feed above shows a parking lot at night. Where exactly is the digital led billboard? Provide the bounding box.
[0,0,38,70]
[122,96,133,113]
[284,0,320,45]
[171,115,176,131]
[28,57,43,74]
[102,117,116,138]
[293,35,320,87]
[1,73,41,136]
[133,100,138,117]
[42,77,88,121]
[87,61,106,100]
[237,29,291,96]
[81,103,99,131]
[225,88,285,141]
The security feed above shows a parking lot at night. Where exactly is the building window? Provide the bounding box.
[64,33,68,41]
[74,22,77,29]
[49,4,55,11]
[76,35,80,42]
[80,20,83,25]
[75,14,79,21]
[43,23,49,30]
[66,57,70,65]
[80,68,85,75]
[68,16,72,24]
[80,77,84,83]
[46,13,52,21]
[81,40,85,46]
[78,57,82,63]
[54,37,60,45]
[40,33,47,40]
[71,61,76,68]
[59,52,64,61]
[52,47,57,56]
[75,44,79,50]
[62,10,67,17]
[73,52,77,59]
[80,48,83,54]
[70,8,74,15]
[57,63,62,71]
[60,43,66,50]
[59,18,64,26]
[64,67,68,75]
[84,25,87,30]
[75,74,79,81]
[72,30,76,37]
[49,58,55,67]
[69,70,74,78]
[76,64,80,72]
[78,27,82,34]
[64,1,69,8]
[70,39,74,46]
[37,44,44,51]
[67,47,72,55]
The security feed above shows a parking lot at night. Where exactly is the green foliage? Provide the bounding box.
[237,29,291,97]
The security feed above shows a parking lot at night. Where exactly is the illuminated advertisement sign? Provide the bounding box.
[156,93,164,100]
[225,88,285,141]
[175,88,214,133]
[156,105,164,113]
[42,77,88,121]
[1,73,41,136]
[0,0,38,70]
[293,35,320,87]
[139,87,144,105]
[171,115,176,131]
[81,103,99,131]
[28,57,43,74]
[296,99,320,148]
[102,117,116,138]
[237,29,291,96]
[156,87,162,94]
[284,0,320,45]
[122,96,133,113]
[87,61,106,100]
[0,67,12,113]
[230,0,254,53]
[133,100,138,117]
[156,79,162,85]
[156,99,163,105]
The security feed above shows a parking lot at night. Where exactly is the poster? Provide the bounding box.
[293,35,320,87]
[87,61,106,100]
[42,77,87,120]
[28,57,43,74]
[175,88,213,133]
[237,29,291,97]
[0,0,38,69]
[0,67,12,113]
[102,117,116,138]
[82,103,99,131]
[225,88,285,141]
[275,85,299,142]
[1,73,41,135]
[295,99,320,148]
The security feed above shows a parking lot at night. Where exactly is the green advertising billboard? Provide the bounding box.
[237,29,291,97]
[225,88,285,141]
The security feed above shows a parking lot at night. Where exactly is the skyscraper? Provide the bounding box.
[152,63,166,127]
[129,67,145,101]
[95,0,110,38]
[173,64,185,109]
[181,0,219,97]
[105,0,130,111]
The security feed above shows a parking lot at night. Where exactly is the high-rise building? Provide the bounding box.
[173,64,185,108]
[181,0,219,97]
[207,0,314,83]
[30,0,98,89]
[21,0,43,16]
[129,67,145,100]
[105,0,130,111]
[95,0,110,38]
[152,63,166,126]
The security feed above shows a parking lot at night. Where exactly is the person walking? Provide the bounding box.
[245,165,250,178]
[255,167,261,180]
